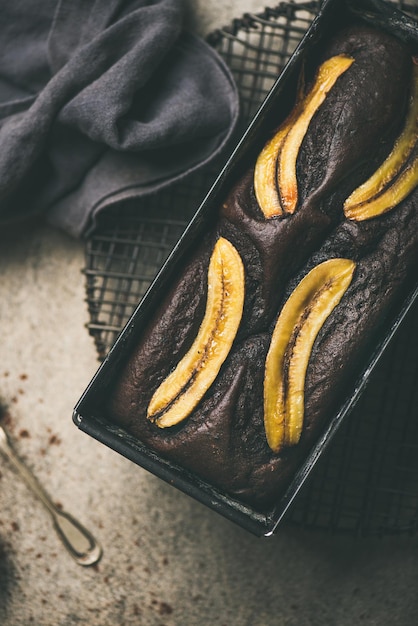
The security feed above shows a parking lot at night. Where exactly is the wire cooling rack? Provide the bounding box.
[84,0,418,536]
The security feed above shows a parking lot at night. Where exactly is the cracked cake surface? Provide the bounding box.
[108,22,418,511]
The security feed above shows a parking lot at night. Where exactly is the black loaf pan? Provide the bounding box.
[73,0,418,537]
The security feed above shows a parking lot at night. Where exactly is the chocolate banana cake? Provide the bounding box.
[108,22,418,511]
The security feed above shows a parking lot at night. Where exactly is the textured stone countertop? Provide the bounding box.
[1,2,418,625]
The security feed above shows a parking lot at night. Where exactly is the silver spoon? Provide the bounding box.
[0,424,102,566]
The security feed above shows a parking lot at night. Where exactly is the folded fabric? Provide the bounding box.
[0,0,239,237]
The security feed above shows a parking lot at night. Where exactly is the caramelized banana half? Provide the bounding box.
[344,61,418,221]
[254,117,294,218]
[278,55,354,214]
[147,237,245,428]
[254,55,354,219]
[264,258,356,453]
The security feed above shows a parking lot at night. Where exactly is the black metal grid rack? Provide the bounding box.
[84,0,418,536]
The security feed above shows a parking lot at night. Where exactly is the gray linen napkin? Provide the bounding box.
[0,0,239,237]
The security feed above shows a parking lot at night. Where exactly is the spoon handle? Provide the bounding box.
[0,425,102,566]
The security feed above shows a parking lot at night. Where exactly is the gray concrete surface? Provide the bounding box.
[1,2,418,625]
